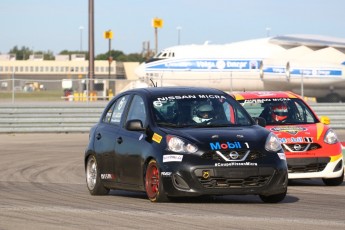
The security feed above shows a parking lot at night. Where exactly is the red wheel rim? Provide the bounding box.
[146,162,159,199]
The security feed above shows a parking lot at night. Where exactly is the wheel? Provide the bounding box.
[145,159,169,202]
[85,155,110,195]
[322,171,344,186]
[259,189,287,203]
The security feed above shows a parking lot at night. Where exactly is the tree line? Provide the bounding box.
[5,46,147,62]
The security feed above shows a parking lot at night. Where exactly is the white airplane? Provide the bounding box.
[134,34,345,102]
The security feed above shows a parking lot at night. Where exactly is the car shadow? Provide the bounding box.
[108,190,299,204]
[288,178,345,187]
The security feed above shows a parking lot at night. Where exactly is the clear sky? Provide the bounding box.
[1,0,344,56]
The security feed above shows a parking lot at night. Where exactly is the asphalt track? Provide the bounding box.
[0,133,345,230]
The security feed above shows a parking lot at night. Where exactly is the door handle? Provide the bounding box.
[96,133,102,140]
[117,137,123,144]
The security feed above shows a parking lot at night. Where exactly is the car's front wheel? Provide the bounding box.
[322,171,344,186]
[85,155,110,195]
[259,189,287,203]
[145,159,169,202]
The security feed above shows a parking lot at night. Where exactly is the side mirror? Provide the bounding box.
[125,119,146,131]
[254,117,266,127]
[320,116,330,125]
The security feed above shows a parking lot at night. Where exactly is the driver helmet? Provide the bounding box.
[271,103,288,122]
[193,104,214,123]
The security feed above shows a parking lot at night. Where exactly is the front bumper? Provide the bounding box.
[287,154,344,179]
[160,158,288,197]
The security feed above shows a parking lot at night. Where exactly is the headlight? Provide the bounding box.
[324,129,338,144]
[265,133,282,152]
[166,135,198,153]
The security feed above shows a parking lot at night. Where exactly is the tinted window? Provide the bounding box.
[152,93,252,127]
[103,95,130,125]
[126,95,147,126]
[238,98,317,125]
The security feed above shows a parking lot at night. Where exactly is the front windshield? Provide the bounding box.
[237,98,318,125]
[152,93,253,127]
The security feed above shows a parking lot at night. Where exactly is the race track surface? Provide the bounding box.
[0,133,344,230]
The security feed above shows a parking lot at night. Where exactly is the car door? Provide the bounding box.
[115,94,149,186]
[94,94,130,179]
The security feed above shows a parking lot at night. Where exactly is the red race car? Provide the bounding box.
[232,91,344,185]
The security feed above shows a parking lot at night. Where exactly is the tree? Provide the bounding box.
[95,50,145,62]
[9,46,32,60]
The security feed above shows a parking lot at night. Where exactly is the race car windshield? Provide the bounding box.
[152,94,253,127]
[238,98,318,125]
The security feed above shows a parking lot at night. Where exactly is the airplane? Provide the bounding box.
[134,34,345,102]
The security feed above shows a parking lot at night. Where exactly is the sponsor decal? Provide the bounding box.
[271,126,307,135]
[210,141,249,150]
[152,133,162,143]
[163,154,183,162]
[154,94,226,102]
[279,136,313,143]
[214,162,258,167]
[202,170,210,179]
[244,98,290,104]
[161,172,172,177]
[101,174,115,180]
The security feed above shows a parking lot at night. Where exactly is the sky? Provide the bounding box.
[1,0,345,56]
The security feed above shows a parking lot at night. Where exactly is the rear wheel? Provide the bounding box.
[85,155,110,195]
[259,189,287,203]
[145,159,169,202]
[322,171,344,186]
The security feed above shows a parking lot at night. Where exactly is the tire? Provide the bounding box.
[145,159,169,202]
[322,171,344,186]
[85,155,110,195]
[259,189,287,203]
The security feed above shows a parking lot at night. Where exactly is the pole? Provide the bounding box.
[108,37,111,79]
[79,26,84,51]
[88,0,95,93]
[177,26,181,45]
[155,27,158,55]
[301,70,304,98]
[12,69,15,104]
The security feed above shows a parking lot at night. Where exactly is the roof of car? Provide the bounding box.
[231,91,302,100]
[123,87,225,96]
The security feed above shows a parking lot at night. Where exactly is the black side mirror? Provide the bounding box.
[254,117,266,127]
[125,119,145,131]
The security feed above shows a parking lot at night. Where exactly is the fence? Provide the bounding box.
[0,102,345,133]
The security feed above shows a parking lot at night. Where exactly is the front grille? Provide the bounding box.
[198,175,271,188]
[288,157,329,173]
[288,163,327,173]
[283,143,321,152]
[201,150,265,162]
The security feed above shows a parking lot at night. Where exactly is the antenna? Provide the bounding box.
[150,78,157,87]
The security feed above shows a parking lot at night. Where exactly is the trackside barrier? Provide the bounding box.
[0,103,345,133]
[0,103,107,133]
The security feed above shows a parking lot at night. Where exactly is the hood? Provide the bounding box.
[158,125,270,149]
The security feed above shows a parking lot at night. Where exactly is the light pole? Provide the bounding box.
[79,26,84,51]
[266,27,271,37]
[152,18,163,54]
[177,26,182,45]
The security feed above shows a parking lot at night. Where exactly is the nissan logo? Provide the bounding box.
[229,151,240,160]
[293,144,302,151]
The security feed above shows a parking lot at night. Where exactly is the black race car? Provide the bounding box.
[84,87,288,203]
